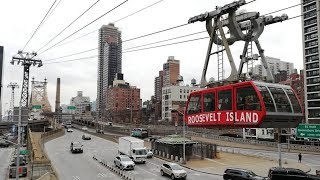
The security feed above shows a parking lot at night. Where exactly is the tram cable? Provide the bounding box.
[22,0,58,51]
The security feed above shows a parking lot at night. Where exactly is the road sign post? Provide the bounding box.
[297,124,320,139]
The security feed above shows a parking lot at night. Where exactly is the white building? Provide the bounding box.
[252,56,294,77]
[242,128,274,140]
[162,85,201,122]
[70,91,91,114]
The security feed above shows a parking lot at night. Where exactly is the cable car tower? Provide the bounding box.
[188,0,288,88]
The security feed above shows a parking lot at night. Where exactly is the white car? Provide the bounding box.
[114,155,135,170]
[160,163,187,179]
[82,126,88,131]
[146,149,153,158]
[67,128,73,132]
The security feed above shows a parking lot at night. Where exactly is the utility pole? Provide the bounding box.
[7,83,19,121]
[11,51,42,107]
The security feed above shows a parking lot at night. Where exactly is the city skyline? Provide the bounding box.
[0,0,303,114]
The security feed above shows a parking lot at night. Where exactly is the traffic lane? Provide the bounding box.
[0,148,14,180]
[220,146,320,171]
[86,132,221,180]
[45,130,121,180]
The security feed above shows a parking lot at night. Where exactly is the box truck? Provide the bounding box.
[118,136,147,163]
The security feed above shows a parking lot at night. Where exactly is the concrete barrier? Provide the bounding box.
[170,155,174,160]
[175,156,179,162]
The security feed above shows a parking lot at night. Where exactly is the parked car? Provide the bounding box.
[160,163,187,179]
[70,141,83,153]
[146,149,153,158]
[268,167,320,180]
[67,128,73,132]
[82,126,88,131]
[0,139,10,148]
[82,134,91,140]
[223,168,267,180]
[114,155,135,170]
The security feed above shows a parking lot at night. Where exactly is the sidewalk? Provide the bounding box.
[184,152,310,177]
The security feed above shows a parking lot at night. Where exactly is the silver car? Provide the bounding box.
[114,155,135,170]
[160,163,187,179]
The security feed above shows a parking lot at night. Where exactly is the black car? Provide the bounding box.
[268,167,320,180]
[0,139,10,148]
[223,168,267,180]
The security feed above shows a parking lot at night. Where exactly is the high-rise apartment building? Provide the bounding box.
[252,56,294,77]
[163,56,180,87]
[301,0,320,123]
[97,23,122,120]
[154,70,163,102]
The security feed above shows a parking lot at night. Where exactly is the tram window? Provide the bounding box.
[187,95,202,115]
[268,87,292,113]
[257,86,276,112]
[285,89,302,113]
[218,90,232,110]
[204,93,215,112]
[236,86,261,111]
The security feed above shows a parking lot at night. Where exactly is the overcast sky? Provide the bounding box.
[0,0,302,114]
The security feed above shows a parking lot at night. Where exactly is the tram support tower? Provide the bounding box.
[11,51,42,107]
[188,0,288,87]
[7,83,19,121]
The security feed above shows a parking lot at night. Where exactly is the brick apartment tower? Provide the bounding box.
[163,56,180,86]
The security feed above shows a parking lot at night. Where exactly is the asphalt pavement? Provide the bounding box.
[0,147,14,180]
[45,129,222,180]
[219,146,320,174]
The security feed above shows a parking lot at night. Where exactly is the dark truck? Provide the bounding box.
[268,167,320,180]
[8,155,28,178]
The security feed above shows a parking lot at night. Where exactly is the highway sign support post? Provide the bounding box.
[297,124,320,139]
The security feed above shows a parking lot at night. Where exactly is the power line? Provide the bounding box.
[46,30,206,60]
[36,0,101,53]
[45,36,208,64]
[123,23,189,42]
[123,36,208,53]
[123,31,206,50]
[38,0,128,55]
[22,0,58,51]
[46,48,97,62]
[42,0,62,25]
[38,0,166,53]
[262,3,302,16]
[56,29,98,48]
[114,0,165,23]
[45,55,97,64]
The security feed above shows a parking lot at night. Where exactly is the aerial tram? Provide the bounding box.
[185,0,303,128]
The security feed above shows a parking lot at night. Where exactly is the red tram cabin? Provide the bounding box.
[185,81,303,128]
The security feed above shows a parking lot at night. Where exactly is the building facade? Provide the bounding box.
[106,74,141,123]
[97,23,122,121]
[252,56,294,77]
[163,56,180,87]
[162,85,200,122]
[154,70,163,102]
[70,91,91,114]
[301,0,320,123]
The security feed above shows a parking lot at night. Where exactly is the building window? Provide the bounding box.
[184,89,186,93]
[187,90,189,93]
[180,89,182,93]
[218,90,232,110]
[204,93,215,112]
[180,95,182,99]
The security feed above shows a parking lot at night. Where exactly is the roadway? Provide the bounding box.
[220,146,320,174]
[45,129,222,180]
[0,148,14,180]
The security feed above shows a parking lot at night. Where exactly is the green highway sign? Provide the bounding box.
[297,124,320,139]
[32,105,42,109]
[67,106,76,110]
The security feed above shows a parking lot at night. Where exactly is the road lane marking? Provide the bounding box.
[72,176,80,180]
[135,166,158,176]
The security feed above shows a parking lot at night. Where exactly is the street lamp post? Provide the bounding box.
[170,108,186,164]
